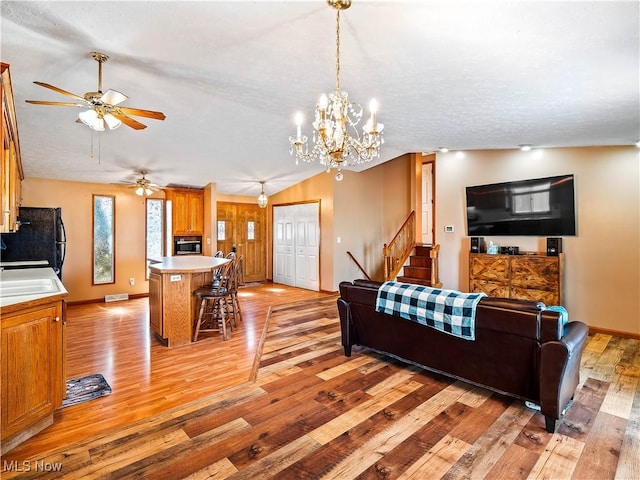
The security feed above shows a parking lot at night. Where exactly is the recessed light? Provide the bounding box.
[438,147,449,153]
[519,144,532,151]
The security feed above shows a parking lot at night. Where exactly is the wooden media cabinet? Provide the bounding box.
[469,252,564,305]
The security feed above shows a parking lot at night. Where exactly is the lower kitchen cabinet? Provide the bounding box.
[1,299,65,454]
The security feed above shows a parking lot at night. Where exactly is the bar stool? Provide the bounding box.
[193,260,234,341]
[227,255,243,323]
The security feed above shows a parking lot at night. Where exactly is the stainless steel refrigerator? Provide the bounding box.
[0,207,67,279]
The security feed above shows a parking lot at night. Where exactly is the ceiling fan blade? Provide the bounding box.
[33,81,86,102]
[101,89,128,106]
[113,113,147,130]
[116,107,166,121]
[26,100,85,107]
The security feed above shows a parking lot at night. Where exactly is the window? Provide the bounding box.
[146,198,165,279]
[93,194,115,284]
[247,221,255,240]
[217,220,226,240]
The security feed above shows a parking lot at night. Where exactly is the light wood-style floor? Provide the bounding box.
[1,283,639,479]
[1,282,330,461]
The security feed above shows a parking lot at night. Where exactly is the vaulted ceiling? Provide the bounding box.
[2,1,638,197]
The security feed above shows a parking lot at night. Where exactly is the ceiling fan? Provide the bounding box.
[25,51,166,131]
[120,171,164,196]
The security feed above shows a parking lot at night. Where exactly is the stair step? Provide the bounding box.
[409,256,431,267]
[403,265,432,280]
[397,276,433,287]
[414,245,433,256]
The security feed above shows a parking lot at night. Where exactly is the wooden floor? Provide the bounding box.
[1,283,639,479]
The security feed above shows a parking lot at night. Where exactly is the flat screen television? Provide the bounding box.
[465,174,576,236]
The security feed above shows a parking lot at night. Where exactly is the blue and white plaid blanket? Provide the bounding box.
[375,281,486,341]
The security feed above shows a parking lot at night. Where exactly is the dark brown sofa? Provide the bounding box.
[337,279,589,432]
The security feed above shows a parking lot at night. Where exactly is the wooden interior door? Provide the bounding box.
[216,202,266,283]
[216,202,236,255]
[237,204,266,283]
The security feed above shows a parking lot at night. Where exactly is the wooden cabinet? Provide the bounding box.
[1,299,65,453]
[1,62,24,233]
[148,269,213,347]
[169,188,204,236]
[469,253,564,305]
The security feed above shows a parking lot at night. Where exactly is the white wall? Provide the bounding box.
[435,146,639,334]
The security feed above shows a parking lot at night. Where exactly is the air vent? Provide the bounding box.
[105,293,129,303]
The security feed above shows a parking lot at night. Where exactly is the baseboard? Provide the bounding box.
[66,293,148,307]
[588,325,640,340]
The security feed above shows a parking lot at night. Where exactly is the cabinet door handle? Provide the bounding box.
[54,316,60,322]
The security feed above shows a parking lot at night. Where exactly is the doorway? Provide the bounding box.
[216,202,266,283]
[422,160,435,245]
[272,202,320,291]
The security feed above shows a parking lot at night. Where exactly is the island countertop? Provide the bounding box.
[148,255,229,274]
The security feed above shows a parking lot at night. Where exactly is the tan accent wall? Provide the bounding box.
[19,177,165,303]
[435,146,639,335]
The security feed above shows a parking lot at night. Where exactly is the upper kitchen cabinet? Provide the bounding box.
[168,188,204,236]
[1,63,24,233]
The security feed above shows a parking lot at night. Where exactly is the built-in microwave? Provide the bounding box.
[174,237,202,255]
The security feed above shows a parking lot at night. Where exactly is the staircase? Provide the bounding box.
[381,211,442,288]
[397,245,442,287]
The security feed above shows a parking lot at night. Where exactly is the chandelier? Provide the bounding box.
[257,181,268,208]
[289,0,384,179]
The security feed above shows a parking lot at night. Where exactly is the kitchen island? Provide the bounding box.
[148,256,229,347]
[0,267,68,453]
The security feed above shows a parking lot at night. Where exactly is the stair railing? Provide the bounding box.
[383,211,416,281]
[346,251,372,281]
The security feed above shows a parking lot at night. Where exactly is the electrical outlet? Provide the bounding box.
[129,277,135,286]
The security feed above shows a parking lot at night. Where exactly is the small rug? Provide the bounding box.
[61,373,112,408]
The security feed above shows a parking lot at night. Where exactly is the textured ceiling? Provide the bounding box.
[2,1,638,197]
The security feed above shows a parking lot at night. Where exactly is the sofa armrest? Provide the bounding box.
[539,321,589,432]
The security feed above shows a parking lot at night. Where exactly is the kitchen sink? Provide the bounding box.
[0,278,60,297]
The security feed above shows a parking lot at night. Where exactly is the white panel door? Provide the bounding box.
[273,205,295,286]
[294,202,320,291]
[273,202,320,291]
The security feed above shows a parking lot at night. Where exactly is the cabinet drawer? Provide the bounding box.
[511,257,559,289]
[469,279,509,298]
[469,255,510,282]
[511,286,559,305]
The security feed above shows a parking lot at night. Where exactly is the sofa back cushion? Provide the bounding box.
[340,280,564,342]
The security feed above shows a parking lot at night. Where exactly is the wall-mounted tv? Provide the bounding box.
[465,174,576,236]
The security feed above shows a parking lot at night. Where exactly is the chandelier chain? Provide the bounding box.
[335,10,341,92]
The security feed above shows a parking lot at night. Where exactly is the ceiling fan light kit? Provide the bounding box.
[289,0,384,180]
[26,51,166,131]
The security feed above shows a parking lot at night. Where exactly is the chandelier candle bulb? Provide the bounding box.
[369,98,377,129]
[319,94,328,111]
[295,112,303,140]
